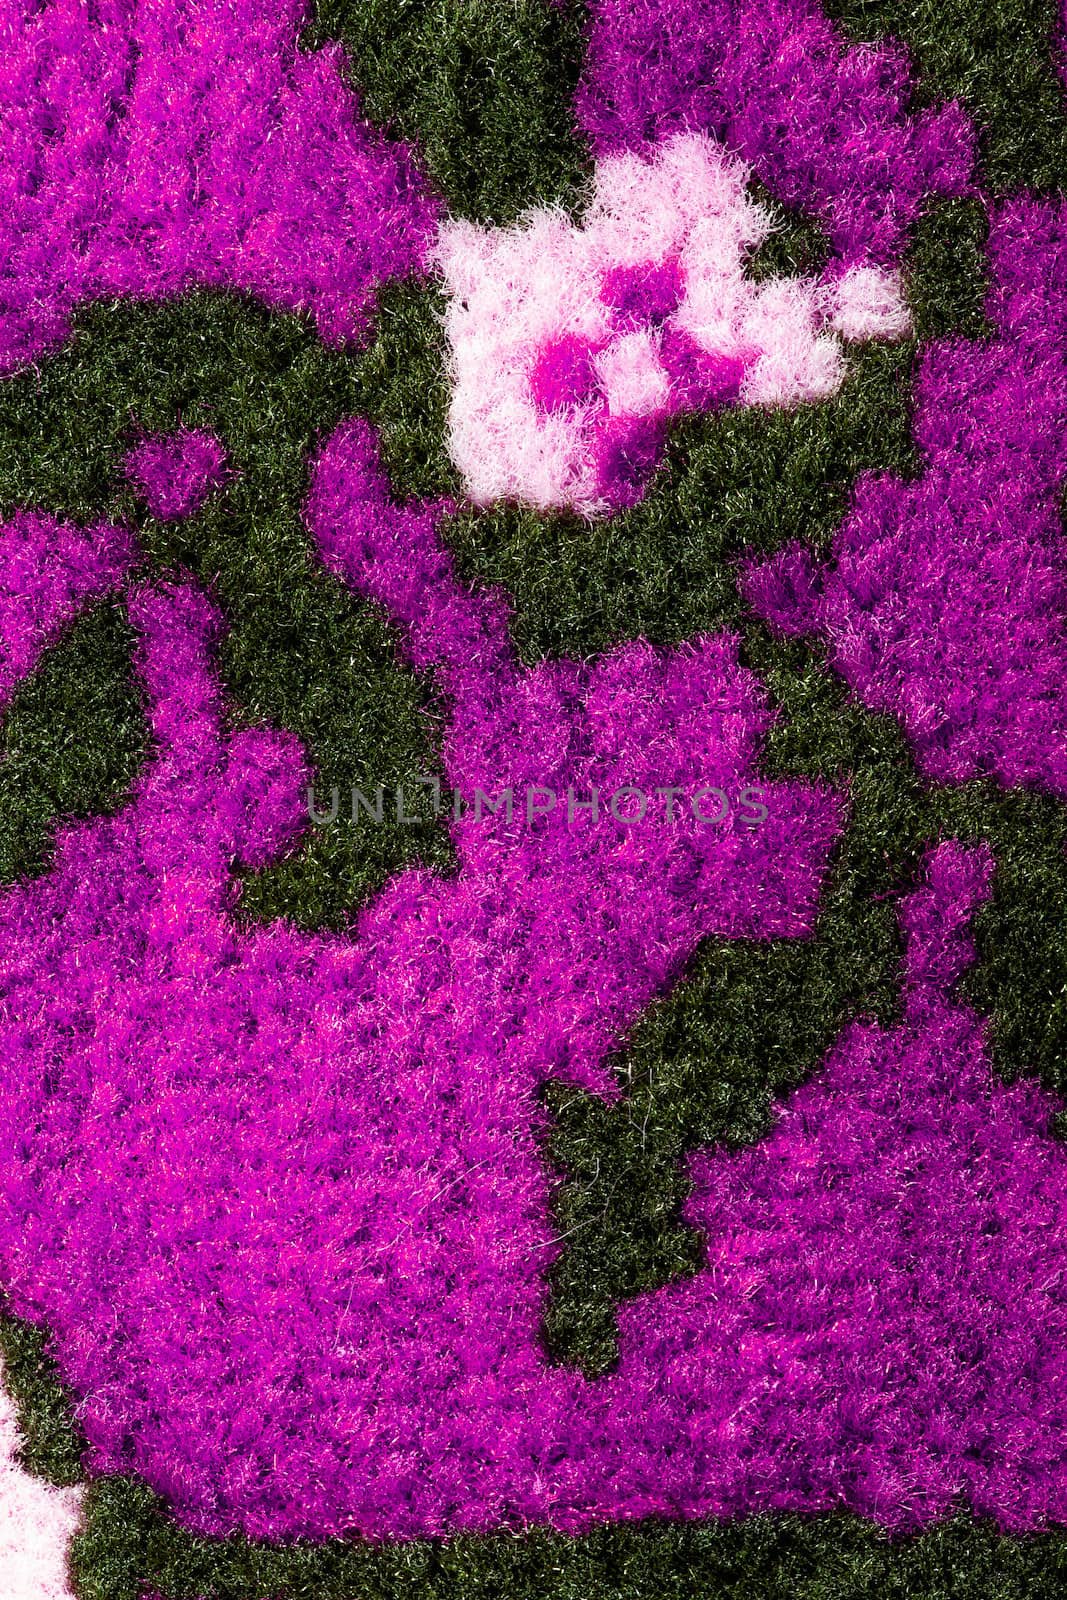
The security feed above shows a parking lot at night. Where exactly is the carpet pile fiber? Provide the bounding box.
[1,1,1066,1595]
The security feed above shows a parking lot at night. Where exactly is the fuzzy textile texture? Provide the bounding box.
[1,0,1067,1592]
[745,196,1067,797]
[123,431,230,523]
[0,513,135,713]
[0,441,843,1539]
[0,1356,81,1599]
[576,0,973,259]
[0,0,436,368]
[437,132,910,513]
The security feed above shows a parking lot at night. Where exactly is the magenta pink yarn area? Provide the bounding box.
[1,0,1067,1570]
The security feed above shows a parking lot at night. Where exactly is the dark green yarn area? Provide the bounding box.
[0,1307,1059,1600]
[744,180,833,283]
[485,182,1061,1368]
[1,5,1066,1594]
[303,0,1067,216]
[441,193,992,663]
[542,630,1067,1374]
[825,0,1067,194]
[371,201,985,657]
[1,106,1064,1480]
[61,1471,1067,1599]
[906,197,993,345]
[445,338,916,660]
[304,0,591,223]
[1,1304,1065,1596]
[0,291,453,925]
[0,1314,84,1487]
[0,599,146,885]
[378,97,1057,1372]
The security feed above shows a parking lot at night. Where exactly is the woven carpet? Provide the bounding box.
[2,1,1067,1595]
